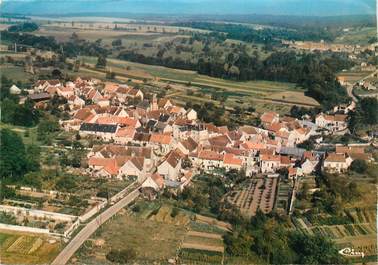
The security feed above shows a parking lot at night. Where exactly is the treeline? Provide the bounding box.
[8,22,39,32]
[173,22,335,43]
[119,50,352,108]
[1,30,108,58]
[223,210,345,264]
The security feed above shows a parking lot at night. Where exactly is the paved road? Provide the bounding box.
[347,69,378,102]
[51,189,140,265]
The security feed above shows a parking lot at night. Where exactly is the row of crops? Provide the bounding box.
[6,235,44,255]
[310,223,376,239]
[292,208,376,228]
[179,248,223,265]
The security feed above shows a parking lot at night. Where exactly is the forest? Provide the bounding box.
[173,22,336,43]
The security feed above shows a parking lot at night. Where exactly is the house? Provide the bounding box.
[149,133,173,154]
[28,93,51,102]
[141,173,165,200]
[34,80,61,92]
[223,153,243,170]
[74,108,96,122]
[261,112,279,126]
[88,157,119,178]
[142,173,165,191]
[323,153,353,173]
[57,86,75,98]
[79,123,118,141]
[9,84,21,95]
[186,109,197,121]
[158,98,173,109]
[128,88,144,100]
[315,113,348,132]
[300,151,320,175]
[177,137,198,155]
[207,135,231,147]
[157,150,182,180]
[118,157,145,182]
[260,154,281,173]
[87,89,103,103]
[68,95,85,110]
[114,127,136,144]
[190,150,223,171]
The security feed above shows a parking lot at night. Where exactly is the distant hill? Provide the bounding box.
[1,0,376,17]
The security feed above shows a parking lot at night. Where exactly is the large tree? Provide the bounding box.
[0,129,28,179]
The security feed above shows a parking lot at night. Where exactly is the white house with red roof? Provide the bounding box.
[157,150,182,180]
[223,153,243,170]
[315,113,348,132]
[260,154,281,173]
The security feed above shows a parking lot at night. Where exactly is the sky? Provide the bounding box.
[0,0,376,16]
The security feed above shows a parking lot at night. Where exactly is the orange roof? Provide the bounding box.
[303,151,317,161]
[266,122,284,132]
[296,128,308,135]
[325,153,346,163]
[104,82,120,93]
[88,157,119,175]
[150,133,172,145]
[96,116,138,127]
[241,141,266,150]
[260,154,281,162]
[59,86,74,92]
[336,146,365,154]
[261,112,279,124]
[151,173,164,188]
[116,127,136,138]
[223,153,243,166]
[168,106,183,114]
[318,113,347,122]
[280,156,291,165]
[276,130,289,139]
[74,108,93,120]
[198,150,223,161]
[288,167,297,175]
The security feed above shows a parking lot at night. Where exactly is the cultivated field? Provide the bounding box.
[227,177,278,217]
[292,207,377,257]
[0,231,61,264]
[76,55,318,113]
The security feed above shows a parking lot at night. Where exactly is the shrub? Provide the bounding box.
[350,159,368,174]
[132,205,141,213]
[106,248,136,263]
[171,207,179,218]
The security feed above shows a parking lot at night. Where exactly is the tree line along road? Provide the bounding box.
[51,189,140,265]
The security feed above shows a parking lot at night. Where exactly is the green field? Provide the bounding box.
[0,231,61,264]
[77,55,318,112]
[0,64,34,83]
[0,123,40,146]
[335,27,376,45]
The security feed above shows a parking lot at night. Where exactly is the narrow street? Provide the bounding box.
[51,189,140,265]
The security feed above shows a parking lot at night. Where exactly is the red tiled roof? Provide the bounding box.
[260,154,281,162]
[223,153,243,166]
[150,133,172,145]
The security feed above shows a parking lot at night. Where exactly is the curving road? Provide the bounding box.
[51,189,140,265]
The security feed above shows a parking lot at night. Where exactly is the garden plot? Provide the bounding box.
[179,230,224,265]
[0,231,61,264]
[227,177,278,217]
[292,208,377,257]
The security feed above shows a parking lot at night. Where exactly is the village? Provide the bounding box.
[2,73,375,239]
